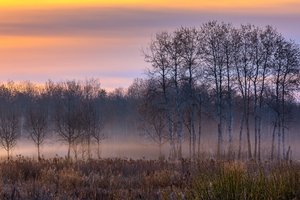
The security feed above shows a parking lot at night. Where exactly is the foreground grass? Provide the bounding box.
[0,157,299,199]
[193,160,300,199]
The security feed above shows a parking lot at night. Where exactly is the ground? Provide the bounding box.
[0,156,299,199]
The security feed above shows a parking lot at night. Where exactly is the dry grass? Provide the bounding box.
[0,156,299,199]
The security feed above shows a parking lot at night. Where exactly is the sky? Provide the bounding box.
[0,1,300,91]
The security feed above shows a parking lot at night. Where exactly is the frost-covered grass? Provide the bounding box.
[0,156,299,199]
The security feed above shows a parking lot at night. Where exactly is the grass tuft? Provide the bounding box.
[0,157,299,199]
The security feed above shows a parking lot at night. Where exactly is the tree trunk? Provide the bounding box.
[191,107,196,158]
[218,76,223,159]
[67,142,71,160]
[246,114,252,159]
[257,93,264,161]
[176,101,183,159]
[37,143,41,161]
[7,148,10,161]
[277,120,281,160]
[73,143,78,161]
[226,60,233,158]
[158,143,162,159]
[238,113,245,160]
[271,120,277,160]
[227,99,233,158]
[246,96,252,159]
[257,115,262,161]
[87,136,91,159]
[162,68,175,160]
[281,86,286,160]
[97,140,102,159]
[254,102,258,159]
[282,122,285,160]
[197,102,202,156]
[187,115,192,158]
[189,125,192,158]
[217,124,223,159]
[216,87,223,159]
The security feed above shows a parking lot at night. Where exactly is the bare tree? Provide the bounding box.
[162,30,186,158]
[84,96,106,159]
[222,25,235,156]
[54,81,84,159]
[195,84,211,156]
[269,38,300,160]
[0,100,20,160]
[81,79,103,159]
[201,21,231,158]
[139,79,168,159]
[232,25,256,159]
[250,26,278,160]
[177,27,202,158]
[144,32,177,159]
[25,96,49,161]
[143,22,300,161]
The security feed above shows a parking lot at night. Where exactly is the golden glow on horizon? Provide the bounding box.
[0,0,141,8]
[0,0,299,90]
[0,36,140,60]
[0,37,76,49]
[0,36,128,49]
[0,0,298,10]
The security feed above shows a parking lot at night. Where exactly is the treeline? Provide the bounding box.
[0,80,138,160]
[0,21,299,161]
[140,21,300,160]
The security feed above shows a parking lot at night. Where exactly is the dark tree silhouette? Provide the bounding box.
[25,96,49,161]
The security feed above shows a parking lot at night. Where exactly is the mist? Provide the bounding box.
[0,22,300,163]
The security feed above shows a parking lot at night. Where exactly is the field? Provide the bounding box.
[0,157,299,200]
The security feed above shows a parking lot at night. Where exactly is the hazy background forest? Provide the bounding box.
[2,1,300,198]
[0,21,299,161]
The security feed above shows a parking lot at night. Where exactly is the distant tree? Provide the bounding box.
[194,84,211,155]
[25,96,49,161]
[139,79,168,158]
[144,32,177,159]
[81,79,107,159]
[222,25,236,156]
[0,99,20,160]
[177,27,202,158]
[201,21,231,158]
[268,38,300,160]
[144,22,300,161]
[91,112,106,159]
[232,25,256,159]
[250,26,278,160]
[81,79,101,159]
[54,81,84,159]
[166,30,185,158]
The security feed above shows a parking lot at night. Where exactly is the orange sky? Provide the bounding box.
[1,0,299,11]
[0,0,268,7]
[0,1,300,90]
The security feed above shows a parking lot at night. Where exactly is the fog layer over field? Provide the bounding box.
[0,22,300,161]
[3,131,300,160]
